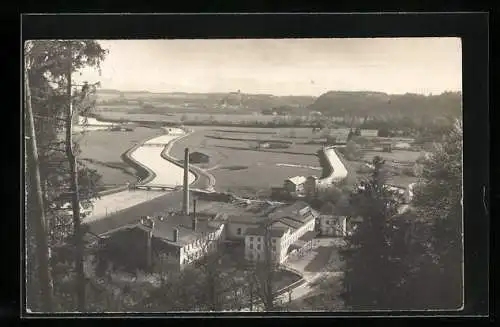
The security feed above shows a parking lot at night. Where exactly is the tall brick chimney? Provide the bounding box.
[182,147,190,215]
[192,198,197,231]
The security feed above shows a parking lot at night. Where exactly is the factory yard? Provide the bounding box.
[83,189,168,223]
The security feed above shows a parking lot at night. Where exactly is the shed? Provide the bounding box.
[382,142,392,152]
[189,152,210,164]
[283,176,307,194]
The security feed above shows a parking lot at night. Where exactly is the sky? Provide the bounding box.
[75,38,462,97]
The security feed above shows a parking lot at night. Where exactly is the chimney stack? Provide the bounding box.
[192,199,197,231]
[173,228,179,243]
[182,148,190,215]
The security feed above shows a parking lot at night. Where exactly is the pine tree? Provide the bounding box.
[25,40,107,312]
[340,156,402,310]
[410,119,463,309]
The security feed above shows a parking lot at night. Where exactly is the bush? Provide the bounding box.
[402,167,416,177]
[344,140,362,161]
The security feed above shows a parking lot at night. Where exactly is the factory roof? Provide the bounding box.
[245,226,288,238]
[104,214,223,248]
[268,201,318,223]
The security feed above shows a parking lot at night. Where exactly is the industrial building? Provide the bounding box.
[244,201,318,264]
[92,147,322,272]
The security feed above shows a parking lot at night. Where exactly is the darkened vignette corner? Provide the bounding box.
[19,13,488,319]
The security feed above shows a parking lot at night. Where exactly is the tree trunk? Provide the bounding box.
[25,57,54,312]
[64,44,86,312]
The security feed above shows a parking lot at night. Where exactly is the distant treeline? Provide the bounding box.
[309,91,461,120]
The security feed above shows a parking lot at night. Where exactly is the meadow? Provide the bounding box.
[169,127,323,197]
[94,110,320,126]
[361,149,421,163]
[76,126,163,188]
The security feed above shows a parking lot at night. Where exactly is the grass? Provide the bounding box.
[361,149,421,163]
[76,127,163,187]
[168,127,323,196]
[95,110,325,128]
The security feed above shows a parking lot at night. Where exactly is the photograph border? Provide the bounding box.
[18,12,489,319]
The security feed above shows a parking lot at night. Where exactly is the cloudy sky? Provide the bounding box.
[76,38,462,96]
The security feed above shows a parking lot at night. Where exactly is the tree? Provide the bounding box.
[339,156,403,310]
[409,119,463,309]
[24,43,53,312]
[344,140,362,161]
[25,40,107,312]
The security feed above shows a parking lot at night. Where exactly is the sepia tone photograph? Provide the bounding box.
[24,37,463,314]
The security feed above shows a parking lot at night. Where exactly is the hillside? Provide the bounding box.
[94,89,316,112]
[308,91,462,120]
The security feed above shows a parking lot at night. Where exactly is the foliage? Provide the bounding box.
[339,156,404,310]
[408,119,463,309]
[310,91,461,122]
[343,140,362,161]
[25,40,108,312]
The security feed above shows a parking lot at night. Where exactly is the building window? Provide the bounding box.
[237,228,242,235]
[257,244,261,250]
[272,239,276,244]
[250,236,254,242]
[250,243,253,249]
[257,237,261,242]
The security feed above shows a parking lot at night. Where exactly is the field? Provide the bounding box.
[76,126,164,188]
[97,110,316,123]
[361,149,421,163]
[169,126,323,197]
[344,149,420,188]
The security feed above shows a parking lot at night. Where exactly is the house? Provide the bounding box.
[318,215,348,237]
[283,176,307,194]
[382,142,392,152]
[317,201,349,237]
[244,201,319,264]
[189,151,210,164]
[304,176,319,198]
[360,129,379,137]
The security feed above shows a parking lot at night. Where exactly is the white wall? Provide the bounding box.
[179,224,225,267]
[245,233,288,264]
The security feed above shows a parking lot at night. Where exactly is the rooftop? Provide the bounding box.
[269,201,318,223]
[245,226,288,238]
[286,176,307,185]
[105,214,223,247]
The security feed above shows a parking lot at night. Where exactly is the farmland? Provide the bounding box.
[76,126,164,188]
[95,110,318,125]
[169,126,324,197]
